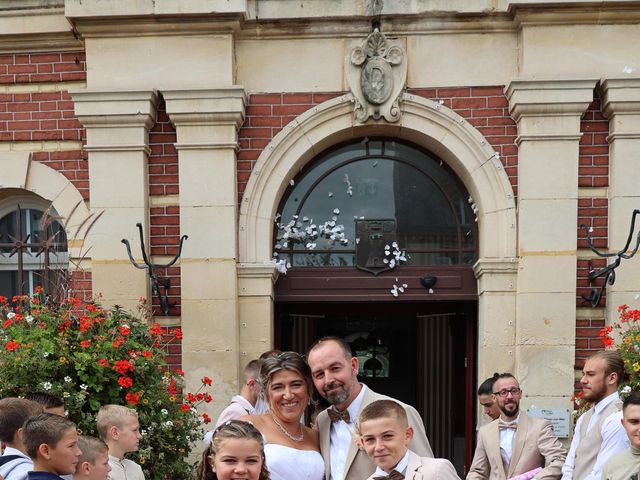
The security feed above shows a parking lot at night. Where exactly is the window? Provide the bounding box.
[0,194,68,298]
[274,139,477,268]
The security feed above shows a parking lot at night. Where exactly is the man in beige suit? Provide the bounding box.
[307,337,433,480]
[467,373,566,480]
[562,351,629,480]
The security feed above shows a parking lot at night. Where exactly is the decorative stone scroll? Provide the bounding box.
[346,28,407,123]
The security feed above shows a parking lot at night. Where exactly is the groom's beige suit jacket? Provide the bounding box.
[317,386,433,480]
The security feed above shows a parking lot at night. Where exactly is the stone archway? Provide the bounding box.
[0,151,92,259]
[237,92,519,381]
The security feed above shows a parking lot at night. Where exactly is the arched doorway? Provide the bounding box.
[237,92,518,477]
[273,138,477,474]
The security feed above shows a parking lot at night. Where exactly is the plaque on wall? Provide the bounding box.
[527,408,571,438]
[355,219,397,275]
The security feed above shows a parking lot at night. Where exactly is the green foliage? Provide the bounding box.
[0,292,212,479]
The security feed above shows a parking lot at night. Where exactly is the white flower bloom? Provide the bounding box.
[165,421,174,427]
[63,392,71,398]
[42,382,52,391]
[64,376,72,383]
[25,315,33,324]
[161,409,168,415]
[80,384,88,391]
[622,386,632,394]
[7,312,15,319]
[141,429,148,436]
[43,352,50,358]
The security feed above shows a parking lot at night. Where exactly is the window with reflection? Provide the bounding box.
[0,197,68,298]
[273,139,478,268]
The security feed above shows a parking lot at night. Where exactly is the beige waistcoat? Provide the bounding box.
[572,400,623,480]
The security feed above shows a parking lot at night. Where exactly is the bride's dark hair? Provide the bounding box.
[195,420,270,480]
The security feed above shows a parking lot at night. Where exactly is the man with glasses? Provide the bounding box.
[467,373,566,480]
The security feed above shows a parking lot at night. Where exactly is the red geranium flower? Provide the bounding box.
[118,376,133,389]
[113,360,134,375]
[202,413,212,424]
[119,325,131,336]
[3,319,14,329]
[80,340,91,348]
[5,340,19,352]
[140,350,152,358]
[202,376,213,386]
[180,403,191,412]
[149,323,163,336]
[125,392,139,405]
[97,358,109,367]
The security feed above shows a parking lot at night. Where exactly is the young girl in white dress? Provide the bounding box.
[241,352,324,480]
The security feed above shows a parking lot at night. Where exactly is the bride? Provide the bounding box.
[242,351,324,480]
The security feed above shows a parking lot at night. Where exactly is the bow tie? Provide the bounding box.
[374,470,404,480]
[327,407,350,423]
[498,419,517,430]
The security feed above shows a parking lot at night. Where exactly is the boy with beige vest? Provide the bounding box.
[562,351,629,480]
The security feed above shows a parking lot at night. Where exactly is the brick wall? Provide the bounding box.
[0,52,86,84]
[574,89,610,373]
[409,87,519,195]
[148,99,181,317]
[148,99,179,196]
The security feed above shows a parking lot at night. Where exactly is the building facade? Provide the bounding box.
[2,0,640,471]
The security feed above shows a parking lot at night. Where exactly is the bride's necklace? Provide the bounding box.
[270,412,304,442]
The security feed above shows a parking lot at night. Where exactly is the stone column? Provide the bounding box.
[600,78,640,319]
[238,263,277,359]
[163,88,246,413]
[506,79,596,408]
[71,90,158,310]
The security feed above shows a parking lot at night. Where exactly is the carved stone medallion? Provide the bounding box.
[346,28,407,123]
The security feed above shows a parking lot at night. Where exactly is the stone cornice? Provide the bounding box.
[473,258,519,278]
[600,77,640,118]
[0,5,82,53]
[506,78,597,122]
[69,89,159,129]
[163,87,247,129]
[237,262,278,282]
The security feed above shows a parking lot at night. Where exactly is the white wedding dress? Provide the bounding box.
[264,443,325,480]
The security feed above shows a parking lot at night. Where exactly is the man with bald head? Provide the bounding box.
[307,336,433,480]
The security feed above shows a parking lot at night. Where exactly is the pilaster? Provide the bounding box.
[506,79,596,407]
[70,89,158,311]
[164,87,247,415]
[600,78,640,318]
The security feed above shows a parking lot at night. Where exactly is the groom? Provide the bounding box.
[307,336,433,480]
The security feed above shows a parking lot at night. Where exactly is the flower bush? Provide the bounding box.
[0,291,212,479]
[600,304,640,394]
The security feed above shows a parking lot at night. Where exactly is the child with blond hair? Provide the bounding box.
[96,406,143,480]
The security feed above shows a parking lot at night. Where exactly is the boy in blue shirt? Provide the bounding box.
[22,414,82,480]
[0,398,44,480]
